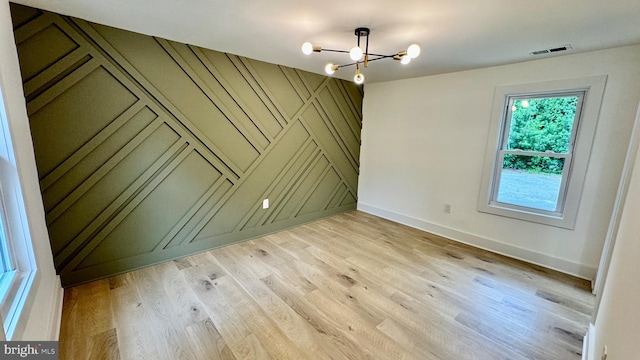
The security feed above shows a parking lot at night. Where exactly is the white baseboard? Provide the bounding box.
[357,203,597,281]
[583,323,595,360]
[48,276,64,340]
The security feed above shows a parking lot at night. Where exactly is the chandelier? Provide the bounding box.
[301,27,420,84]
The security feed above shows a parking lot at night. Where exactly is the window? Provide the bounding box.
[0,197,18,295]
[494,92,583,212]
[478,76,607,229]
[0,83,37,340]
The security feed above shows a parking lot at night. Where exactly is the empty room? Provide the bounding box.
[0,0,639,359]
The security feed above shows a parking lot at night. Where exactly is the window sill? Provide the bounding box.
[478,201,575,229]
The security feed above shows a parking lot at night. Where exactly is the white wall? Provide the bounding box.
[0,1,63,340]
[358,45,640,279]
[590,113,640,358]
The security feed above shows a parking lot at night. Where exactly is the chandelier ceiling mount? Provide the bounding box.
[301,27,420,84]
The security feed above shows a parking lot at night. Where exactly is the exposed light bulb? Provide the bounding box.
[407,44,421,58]
[401,56,411,65]
[325,63,337,75]
[301,42,314,55]
[350,46,363,61]
[354,72,365,84]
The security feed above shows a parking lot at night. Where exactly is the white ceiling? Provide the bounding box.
[12,0,640,83]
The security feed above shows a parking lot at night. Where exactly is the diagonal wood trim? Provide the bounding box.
[153,175,230,252]
[40,101,147,191]
[177,75,342,244]
[264,146,324,226]
[279,66,311,103]
[26,57,100,116]
[45,116,164,224]
[12,11,58,44]
[335,80,363,121]
[59,142,192,273]
[325,81,362,143]
[172,181,235,247]
[156,38,267,154]
[297,115,357,197]
[53,137,188,267]
[178,120,310,245]
[69,18,245,179]
[234,136,317,232]
[292,161,333,218]
[23,48,91,99]
[314,96,360,171]
[56,18,241,184]
[190,45,276,143]
[165,178,234,249]
[255,140,321,227]
[287,68,361,166]
[322,179,345,212]
[336,188,351,207]
[256,74,358,195]
[230,56,290,128]
[328,185,349,210]
[288,84,332,125]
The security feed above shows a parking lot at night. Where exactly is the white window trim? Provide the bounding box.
[492,91,585,215]
[478,76,607,229]
[0,80,37,340]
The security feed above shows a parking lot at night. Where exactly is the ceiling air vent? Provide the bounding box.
[530,45,572,56]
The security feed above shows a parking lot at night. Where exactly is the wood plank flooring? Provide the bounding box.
[59,211,594,359]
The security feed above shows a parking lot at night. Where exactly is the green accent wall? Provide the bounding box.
[10,4,363,287]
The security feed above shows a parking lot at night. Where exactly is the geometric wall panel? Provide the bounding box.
[10,3,363,286]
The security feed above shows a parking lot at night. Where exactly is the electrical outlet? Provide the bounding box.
[444,204,451,213]
[263,199,269,209]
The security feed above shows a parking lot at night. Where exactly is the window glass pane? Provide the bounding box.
[0,211,9,273]
[0,211,12,286]
[496,155,565,211]
[506,96,579,153]
[0,246,8,274]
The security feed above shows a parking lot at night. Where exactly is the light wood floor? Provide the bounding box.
[59,211,594,360]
